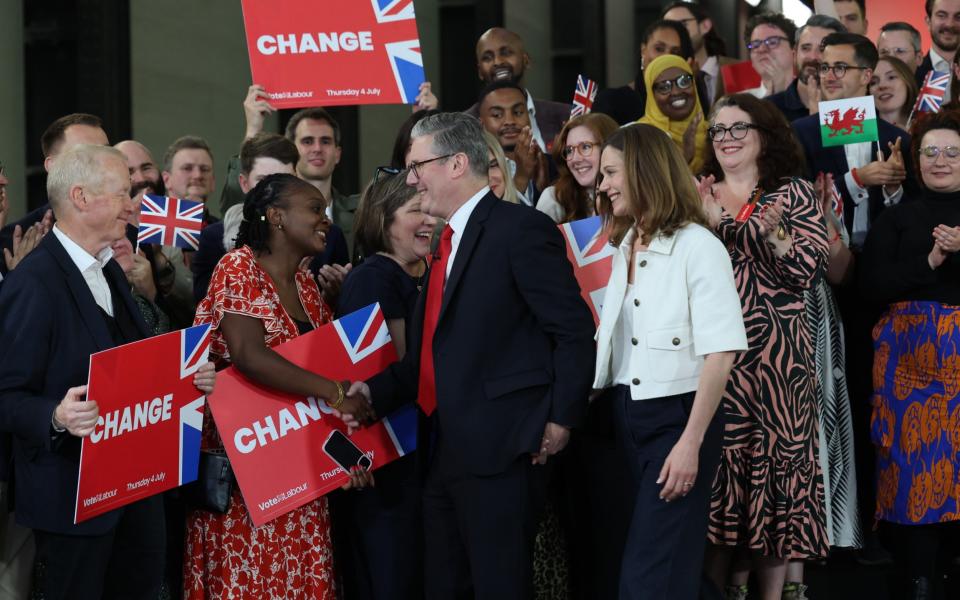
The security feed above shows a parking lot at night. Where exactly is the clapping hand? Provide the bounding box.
[933,224,960,255]
[4,222,46,272]
[682,112,703,164]
[695,175,721,228]
[758,197,787,240]
[316,263,352,306]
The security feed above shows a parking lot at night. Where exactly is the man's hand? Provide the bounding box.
[54,385,99,437]
[244,84,276,140]
[857,139,906,190]
[317,263,351,306]
[531,422,570,465]
[127,250,157,301]
[414,82,439,112]
[334,381,374,433]
[192,362,217,395]
[3,222,45,272]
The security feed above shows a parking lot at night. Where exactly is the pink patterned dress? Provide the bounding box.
[183,246,336,599]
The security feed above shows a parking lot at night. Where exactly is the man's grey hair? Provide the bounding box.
[410,112,488,179]
[880,22,922,53]
[795,14,846,44]
[47,144,126,210]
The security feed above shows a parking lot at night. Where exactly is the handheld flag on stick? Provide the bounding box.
[138,195,204,250]
[818,95,879,148]
[570,74,598,117]
[906,70,949,128]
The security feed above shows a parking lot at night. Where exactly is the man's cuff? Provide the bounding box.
[844,171,869,205]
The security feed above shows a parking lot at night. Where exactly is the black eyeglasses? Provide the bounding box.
[818,62,868,78]
[374,166,402,183]
[920,145,960,161]
[407,154,454,179]
[561,141,598,160]
[707,122,763,142]
[652,73,694,95]
[746,35,790,52]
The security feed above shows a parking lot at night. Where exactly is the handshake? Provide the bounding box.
[327,380,375,433]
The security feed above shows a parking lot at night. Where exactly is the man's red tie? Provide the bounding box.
[417,225,453,416]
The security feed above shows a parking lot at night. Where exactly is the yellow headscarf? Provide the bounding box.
[637,54,709,173]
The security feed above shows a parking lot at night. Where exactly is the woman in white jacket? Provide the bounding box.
[593,124,747,599]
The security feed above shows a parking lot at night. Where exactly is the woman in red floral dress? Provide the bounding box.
[184,174,373,599]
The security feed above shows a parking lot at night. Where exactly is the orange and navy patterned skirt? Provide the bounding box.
[871,301,960,525]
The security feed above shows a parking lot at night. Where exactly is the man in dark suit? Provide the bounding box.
[346,112,595,599]
[465,28,571,151]
[916,0,960,89]
[792,32,914,248]
[0,144,215,599]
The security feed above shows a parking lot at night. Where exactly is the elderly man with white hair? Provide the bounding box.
[0,144,215,600]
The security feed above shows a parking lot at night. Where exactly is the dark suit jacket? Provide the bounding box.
[367,192,596,477]
[792,114,917,237]
[916,52,933,89]
[0,233,150,535]
[766,78,809,124]
[466,92,573,151]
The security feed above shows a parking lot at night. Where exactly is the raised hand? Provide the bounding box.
[682,112,703,164]
[4,222,45,272]
[127,249,158,301]
[243,84,276,140]
[696,175,721,228]
[413,81,439,112]
[316,263,352,305]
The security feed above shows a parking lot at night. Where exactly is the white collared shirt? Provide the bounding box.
[701,56,720,105]
[930,47,953,101]
[594,223,747,400]
[445,186,489,279]
[52,225,115,316]
[524,89,547,153]
[842,141,903,246]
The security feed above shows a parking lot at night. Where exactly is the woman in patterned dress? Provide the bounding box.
[859,110,960,599]
[697,93,829,600]
[183,174,374,599]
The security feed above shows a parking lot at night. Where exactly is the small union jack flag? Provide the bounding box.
[917,70,950,114]
[571,74,598,117]
[138,194,204,250]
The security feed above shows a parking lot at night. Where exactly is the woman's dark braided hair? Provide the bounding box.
[236,173,307,253]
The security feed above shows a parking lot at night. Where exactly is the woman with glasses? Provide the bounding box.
[331,168,435,600]
[594,19,709,125]
[593,123,746,599]
[535,113,618,223]
[697,94,829,600]
[638,54,710,174]
[870,56,918,131]
[859,109,960,600]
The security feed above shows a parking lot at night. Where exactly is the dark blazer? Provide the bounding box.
[367,192,595,476]
[792,114,917,237]
[0,233,150,535]
[466,93,573,151]
[766,78,809,123]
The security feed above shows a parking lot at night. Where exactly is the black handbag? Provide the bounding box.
[183,448,235,513]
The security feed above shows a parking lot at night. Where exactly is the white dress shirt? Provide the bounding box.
[445,186,489,279]
[842,141,903,246]
[701,56,720,105]
[594,224,747,400]
[52,225,115,316]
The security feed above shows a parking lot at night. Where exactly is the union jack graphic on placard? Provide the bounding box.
[571,74,598,117]
[139,194,204,250]
[334,303,391,364]
[372,0,424,104]
[917,70,950,114]
[179,397,204,485]
[560,216,615,326]
[180,324,211,379]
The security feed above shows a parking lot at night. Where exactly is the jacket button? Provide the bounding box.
[631,378,640,385]
[672,337,681,346]
[639,260,647,267]
[631,337,638,345]
[633,298,640,307]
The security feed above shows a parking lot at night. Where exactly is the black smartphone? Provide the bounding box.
[322,430,372,472]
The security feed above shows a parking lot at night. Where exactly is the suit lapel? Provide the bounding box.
[104,260,151,338]
[438,193,495,324]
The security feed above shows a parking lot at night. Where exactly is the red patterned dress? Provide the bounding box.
[707,178,831,559]
[183,246,336,599]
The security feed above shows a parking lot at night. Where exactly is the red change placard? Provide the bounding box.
[240,0,426,108]
[208,303,417,526]
[76,324,211,523]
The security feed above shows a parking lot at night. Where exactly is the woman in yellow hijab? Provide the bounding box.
[638,54,710,173]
